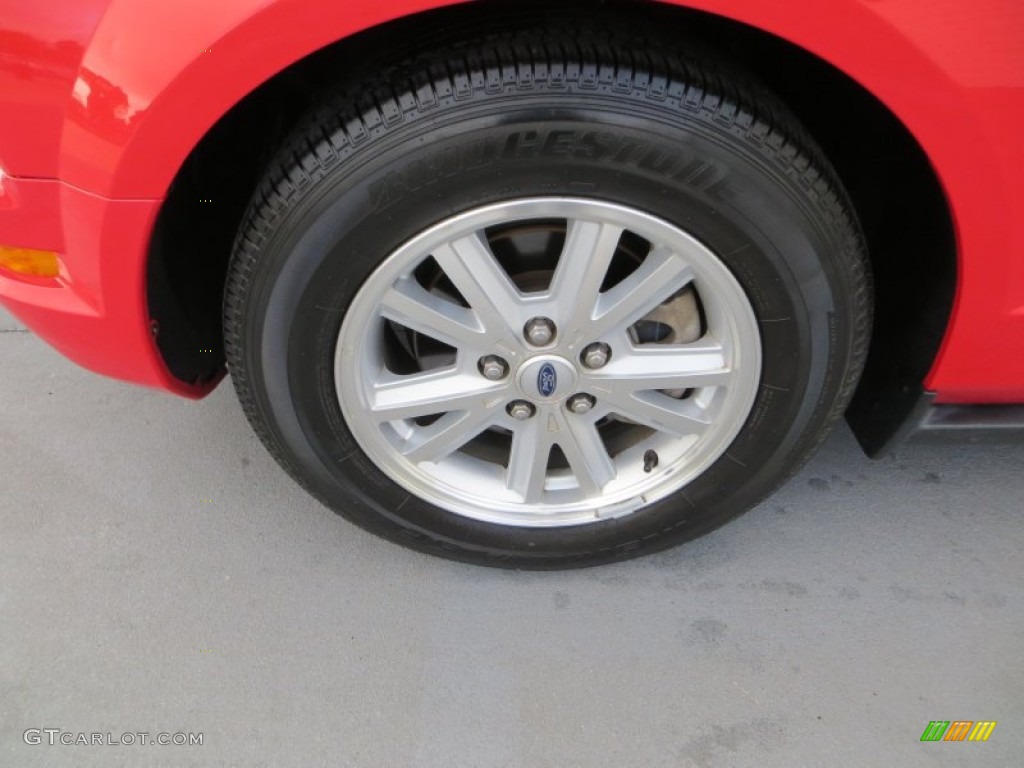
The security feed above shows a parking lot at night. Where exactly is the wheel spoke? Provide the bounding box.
[370,369,504,422]
[556,413,616,496]
[431,233,523,339]
[601,390,712,440]
[402,410,499,463]
[507,419,551,503]
[380,278,485,349]
[548,219,624,333]
[591,340,732,392]
[591,246,695,340]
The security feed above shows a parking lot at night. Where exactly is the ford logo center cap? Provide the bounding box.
[537,363,557,398]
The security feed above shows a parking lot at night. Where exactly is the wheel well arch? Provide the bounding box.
[147,0,955,454]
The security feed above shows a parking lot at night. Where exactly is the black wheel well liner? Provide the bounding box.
[147,0,956,455]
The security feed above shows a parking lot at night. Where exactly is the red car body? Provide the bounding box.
[1,0,1022,408]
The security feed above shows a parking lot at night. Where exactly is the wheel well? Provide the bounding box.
[148,0,955,454]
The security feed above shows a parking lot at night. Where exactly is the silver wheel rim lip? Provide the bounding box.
[335,197,762,528]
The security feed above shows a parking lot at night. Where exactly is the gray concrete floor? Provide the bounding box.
[1,308,1022,768]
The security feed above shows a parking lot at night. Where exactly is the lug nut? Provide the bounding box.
[581,342,611,369]
[478,355,509,381]
[507,401,536,421]
[567,393,596,414]
[524,317,556,347]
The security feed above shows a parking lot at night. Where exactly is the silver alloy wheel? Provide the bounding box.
[334,198,761,527]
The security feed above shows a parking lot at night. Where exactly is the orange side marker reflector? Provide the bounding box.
[0,246,60,278]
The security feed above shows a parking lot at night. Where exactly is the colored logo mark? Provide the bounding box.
[920,721,996,742]
[537,363,557,397]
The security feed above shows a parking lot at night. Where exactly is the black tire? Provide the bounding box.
[223,27,871,569]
